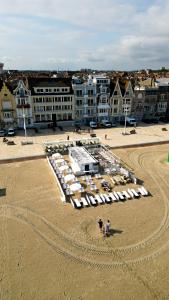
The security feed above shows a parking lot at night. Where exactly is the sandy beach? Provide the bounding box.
[1,141,169,299]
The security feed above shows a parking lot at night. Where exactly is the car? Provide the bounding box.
[89,121,98,128]
[7,128,15,136]
[0,130,5,137]
[100,120,112,128]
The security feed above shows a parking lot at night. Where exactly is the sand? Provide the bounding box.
[0,144,169,299]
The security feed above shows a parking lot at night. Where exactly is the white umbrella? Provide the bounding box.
[52,153,62,159]
[59,165,69,172]
[64,174,75,183]
[55,158,65,164]
[70,182,82,192]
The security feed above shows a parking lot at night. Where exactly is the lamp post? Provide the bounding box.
[123,103,129,135]
[22,107,27,141]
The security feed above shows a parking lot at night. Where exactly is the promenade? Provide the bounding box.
[1,123,169,161]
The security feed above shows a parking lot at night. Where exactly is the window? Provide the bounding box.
[100,97,107,104]
[45,89,48,92]
[41,115,46,121]
[114,91,118,95]
[76,100,82,106]
[46,106,53,111]
[88,90,94,96]
[35,115,40,122]
[88,99,94,106]
[76,90,83,97]
[113,99,118,105]
[3,112,12,118]
[113,108,118,114]
[46,114,51,120]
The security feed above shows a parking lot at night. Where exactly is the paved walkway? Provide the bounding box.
[1,123,169,161]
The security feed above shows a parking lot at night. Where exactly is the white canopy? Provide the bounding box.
[55,158,65,164]
[52,153,62,159]
[70,182,82,192]
[64,174,75,183]
[59,165,69,172]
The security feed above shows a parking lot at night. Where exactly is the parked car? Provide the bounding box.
[89,121,98,128]
[7,128,15,136]
[100,120,112,128]
[0,130,5,137]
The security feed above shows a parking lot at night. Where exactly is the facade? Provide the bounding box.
[13,80,33,128]
[93,75,110,122]
[72,76,97,125]
[0,80,17,128]
[132,87,145,121]
[28,78,74,125]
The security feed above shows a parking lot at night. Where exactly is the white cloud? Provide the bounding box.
[1,0,169,69]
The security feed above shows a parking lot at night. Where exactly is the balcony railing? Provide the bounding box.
[17,104,30,109]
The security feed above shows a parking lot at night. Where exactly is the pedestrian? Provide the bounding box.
[67,135,69,140]
[98,218,103,232]
[105,134,107,139]
[105,220,110,236]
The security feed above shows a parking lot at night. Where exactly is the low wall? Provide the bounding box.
[46,157,66,203]
[0,154,45,164]
[109,139,169,150]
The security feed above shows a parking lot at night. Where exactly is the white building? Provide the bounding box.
[69,147,99,175]
[93,75,111,122]
[13,80,33,128]
[72,76,97,125]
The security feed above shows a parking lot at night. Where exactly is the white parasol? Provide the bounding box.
[64,174,75,183]
[59,165,69,172]
[70,182,82,192]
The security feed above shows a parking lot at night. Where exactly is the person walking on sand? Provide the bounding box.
[105,134,107,139]
[98,218,103,232]
[105,220,110,236]
[67,135,69,140]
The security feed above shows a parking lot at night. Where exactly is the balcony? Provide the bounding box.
[17,104,30,109]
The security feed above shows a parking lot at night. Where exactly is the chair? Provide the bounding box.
[113,191,120,201]
[89,196,97,205]
[103,194,112,203]
[131,189,140,198]
[127,189,135,198]
[99,194,106,203]
[138,187,149,196]
[108,193,116,201]
[116,191,125,201]
[80,197,90,207]
[122,191,131,199]
[73,198,82,208]
[95,194,104,204]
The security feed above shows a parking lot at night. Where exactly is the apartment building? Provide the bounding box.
[72,76,97,125]
[0,80,17,128]
[28,78,74,126]
[132,87,145,121]
[13,80,33,128]
[110,79,134,122]
[93,75,110,122]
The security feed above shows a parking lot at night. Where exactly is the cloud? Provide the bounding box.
[1,0,169,69]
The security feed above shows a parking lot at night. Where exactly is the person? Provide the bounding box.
[105,134,107,139]
[105,220,110,236]
[67,135,69,140]
[98,218,103,232]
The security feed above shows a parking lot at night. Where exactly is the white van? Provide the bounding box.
[126,117,136,126]
[7,128,15,136]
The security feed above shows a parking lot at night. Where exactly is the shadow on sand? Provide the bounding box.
[106,228,123,237]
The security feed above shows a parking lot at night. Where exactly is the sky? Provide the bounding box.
[0,0,169,70]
